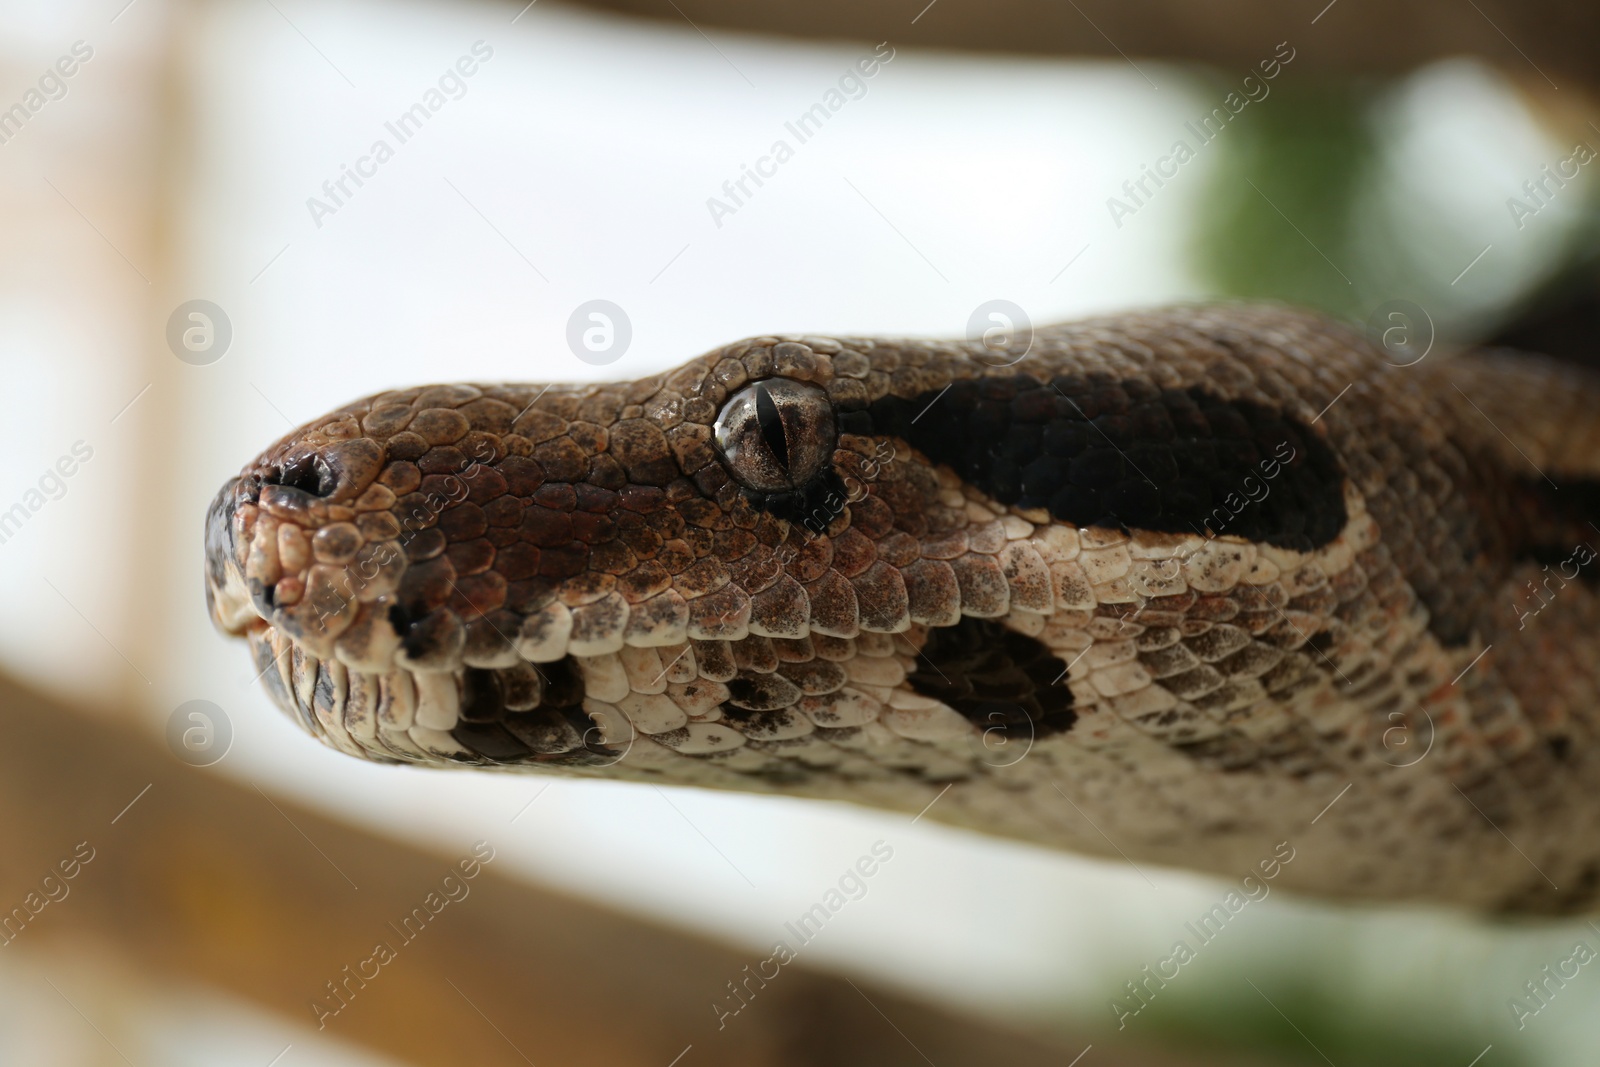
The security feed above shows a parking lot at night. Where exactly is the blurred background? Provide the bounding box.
[3,0,1600,1063]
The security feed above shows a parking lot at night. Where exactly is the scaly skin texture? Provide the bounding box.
[205,305,1600,914]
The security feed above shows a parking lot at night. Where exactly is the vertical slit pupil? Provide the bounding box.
[754,383,791,475]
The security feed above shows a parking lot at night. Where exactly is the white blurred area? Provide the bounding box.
[3,0,1600,1062]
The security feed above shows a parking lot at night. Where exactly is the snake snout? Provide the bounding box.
[251,438,386,510]
[261,452,340,499]
[204,477,258,635]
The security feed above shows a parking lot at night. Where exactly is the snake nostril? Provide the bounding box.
[266,454,338,498]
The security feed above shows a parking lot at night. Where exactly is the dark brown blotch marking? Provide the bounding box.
[861,378,1347,552]
[905,616,1076,738]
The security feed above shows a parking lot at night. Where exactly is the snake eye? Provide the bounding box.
[713,379,836,492]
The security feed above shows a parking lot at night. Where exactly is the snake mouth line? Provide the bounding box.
[244,620,633,769]
[201,452,987,776]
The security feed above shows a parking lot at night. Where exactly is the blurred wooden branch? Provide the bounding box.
[565,0,1600,85]
[0,672,1249,1066]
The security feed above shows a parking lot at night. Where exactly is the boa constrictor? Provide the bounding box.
[205,305,1600,914]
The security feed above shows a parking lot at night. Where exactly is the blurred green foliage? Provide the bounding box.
[1192,81,1378,322]
[1135,974,1522,1067]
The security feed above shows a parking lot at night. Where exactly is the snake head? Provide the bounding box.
[202,346,973,771]
[205,306,1600,912]
[206,314,1346,784]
